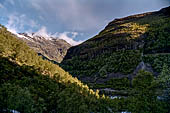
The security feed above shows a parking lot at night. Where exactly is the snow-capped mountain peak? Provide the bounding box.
[16,32,71,63]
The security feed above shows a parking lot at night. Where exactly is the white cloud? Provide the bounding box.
[6,23,83,46]
[2,0,169,43]
[38,16,44,21]
[29,0,102,31]
[5,13,40,41]
[7,14,18,28]
[5,12,83,46]
[30,20,37,28]
[34,26,52,40]
[71,32,78,38]
[0,3,4,8]
[31,1,41,11]
[34,26,83,45]
[55,32,83,46]
[6,0,15,5]
[6,14,20,34]
[5,13,39,33]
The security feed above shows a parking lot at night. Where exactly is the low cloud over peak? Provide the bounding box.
[55,32,83,46]
[34,26,51,38]
[33,26,83,45]
[7,24,83,46]
[1,0,170,42]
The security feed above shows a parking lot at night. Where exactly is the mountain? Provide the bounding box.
[60,7,170,112]
[0,7,169,112]
[17,33,71,63]
[61,6,170,83]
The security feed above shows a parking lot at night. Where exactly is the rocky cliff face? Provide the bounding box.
[17,33,71,63]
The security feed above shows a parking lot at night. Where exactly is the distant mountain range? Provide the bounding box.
[17,33,71,63]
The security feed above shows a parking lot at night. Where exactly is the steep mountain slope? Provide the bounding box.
[0,11,169,113]
[17,33,71,63]
[0,25,110,113]
[61,6,170,82]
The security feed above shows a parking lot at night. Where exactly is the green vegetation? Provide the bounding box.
[0,25,110,113]
[60,8,170,112]
[62,50,141,77]
[143,17,170,54]
[126,70,168,113]
[106,77,130,90]
[143,54,170,72]
[156,64,170,103]
[61,8,170,80]
[93,77,130,90]
[104,70,169,113]
[1,6,170,113]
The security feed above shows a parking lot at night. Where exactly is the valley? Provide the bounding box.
[0,6,170,113]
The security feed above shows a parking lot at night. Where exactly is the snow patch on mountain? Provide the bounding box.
[6,28,32,41]
[6,26,84,46]
[33,26,52,40]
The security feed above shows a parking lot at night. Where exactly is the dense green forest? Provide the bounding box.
[0,7,170,113]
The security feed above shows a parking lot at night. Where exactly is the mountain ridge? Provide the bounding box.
[61,6,170,82]
[0,25,109,113]
[17,33,71,63]
[0,6,169,112]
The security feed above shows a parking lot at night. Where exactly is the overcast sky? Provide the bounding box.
[0,0,170,45]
